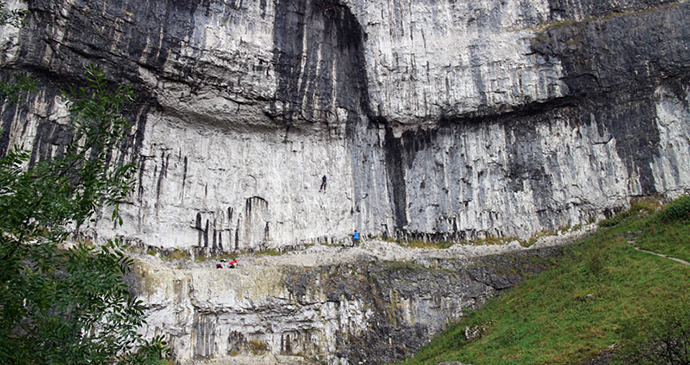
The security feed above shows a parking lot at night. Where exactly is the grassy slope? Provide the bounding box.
[396,197,690,365]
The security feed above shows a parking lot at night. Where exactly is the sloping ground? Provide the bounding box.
[633,248,690,267]
[395,197,690,365]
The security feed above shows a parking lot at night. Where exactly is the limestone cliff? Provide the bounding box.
[133,241,564,365]
[1,0,689,251]
[2,1,688,364]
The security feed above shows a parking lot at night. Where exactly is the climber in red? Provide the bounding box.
[217,259,237,268]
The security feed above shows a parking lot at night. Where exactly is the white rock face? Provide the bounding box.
[110,111,377,250]
[1,0,689,251]
[134,240,565,365]
[400,116,633,239]
[2,1,689,364]
[345,0,565,124]
[652,84,690,195]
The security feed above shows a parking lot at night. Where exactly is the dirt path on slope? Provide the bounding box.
[633,247,690,266]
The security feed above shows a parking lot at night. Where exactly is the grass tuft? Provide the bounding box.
[255,248,283,256]
[655,195,690,223]
[248,339,268,355]
[162,249,191,261]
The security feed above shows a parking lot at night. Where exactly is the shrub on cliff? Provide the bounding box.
[0,56,168,365]
[655,195,690,223]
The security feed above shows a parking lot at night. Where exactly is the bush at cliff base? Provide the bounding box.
[617,301,690,364]
[655,195,690,223]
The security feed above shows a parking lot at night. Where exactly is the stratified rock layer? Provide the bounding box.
[1,0,689,250]
[134,241,563,365]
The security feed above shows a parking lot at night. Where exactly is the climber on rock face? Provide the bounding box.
[352,230,359,247]
[319,175,327,192]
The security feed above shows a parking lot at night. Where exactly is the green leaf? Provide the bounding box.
[0,62,167,364]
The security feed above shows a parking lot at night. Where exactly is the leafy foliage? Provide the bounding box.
[0,73,36,104]
[656,195,690,223]
[0,64,168,364]
[0,1,27,27]
[618,301,690,364]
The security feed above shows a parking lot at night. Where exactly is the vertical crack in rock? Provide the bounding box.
[383,126,407,231]
[193,314,218,360]
[181,155,188,201]
[28,117,73,166]
[234,219,240,251]
[204,219,210,248]
[196,212,203,247]
[382,126,418,231]
[0,103,17,156]
[244,196,269,250]
[503,118,555,227]
[155,150,168,217]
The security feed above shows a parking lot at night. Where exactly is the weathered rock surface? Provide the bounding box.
[2,1,686,363]
[133,240,564,365]
[1,0,689,250]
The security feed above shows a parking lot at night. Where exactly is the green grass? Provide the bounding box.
[248,339,268,355]
[635,195,690,262]
[403,239,456,250]
[254,248,283,256]
[162,248,191,261]
[395,196,690,365]
[635,220,690,263]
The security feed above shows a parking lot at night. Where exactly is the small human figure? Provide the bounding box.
[352,230,360,247]
[228,259,238,269]
[216,262,223,269]
[319,175,327,192]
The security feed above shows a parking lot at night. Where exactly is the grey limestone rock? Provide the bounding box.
[0,0,689,252]
[133,244,563,364]
[3,1,687,364]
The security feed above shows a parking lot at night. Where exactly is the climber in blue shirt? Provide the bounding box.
[352,230,359,247]
[319,175,327,192]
